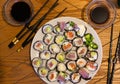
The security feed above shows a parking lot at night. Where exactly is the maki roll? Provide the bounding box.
[43,33,54,45]
[47,58,57,70]
[56,52,65,62]
[32,57,42,68]
[70,72,81,83]
[79,68,91,80]
[76,24,86,37]
[57,72,69,83]
[49,43,60,54]
[42,24,53,34]
[73,37,83,47]
[65,21,75,30]
[38,67,48,78]
[86,51,98,61]
[77,58,87,68]
[55,35,65,45]
[77,46,87,57]
[65,31,76,40]
[53,25,61,34]
[86,61,98,72]
[67,61,77,72]
[66,51,77,61]
[62,42,73,52]
[33,41,45,52]
[57,63,66,72]
[40,50,51,60]
[48,70,58,82]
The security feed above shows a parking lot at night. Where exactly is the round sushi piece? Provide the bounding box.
[47,70,58,82]
[76,24,87,37]
[86,51,98,61]
[77,58,87,68]
[62,41,73,52]
[47,58,57,70]
[38,67,48,78]
[65,21,75,30]
[56,52,65,62]
[77,46,87,57]
[53,25,61,34]
[49,43,60,54]
[65,31,76,40]
[43,33,54,45]
[32,57,42,68]
[66,51,77,61]
[40,50,51,60]
[79,68,91,80]
[86,61,98,72]
[33,41,45,52]
[57,63,66,72]
[57,72,69,83]
[55,35,65,45]
[67,61,77,72]
[73,37,83,47]
[42,24,53,34]
[70,72,81,83]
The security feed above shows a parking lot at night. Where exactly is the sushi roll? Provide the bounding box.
[38,67,48,78]
[47,70,58,82]
[73,37,83,47]
[33,41,45,52]
[77,58,87,68]
[47,58,57,70]
[56,52,65,62]
[65,31,76,40]
[40,50,51,60]
[53,25,61,34]
[79,68,91,80]
[86,51,98,61]
[42,24,53,34]
[67,61,77,72]
[55,35,65,45]
[70,72,81,83]
[32,57,42,68]
[49,43,60,54]
[57,22,66,32]
[86,61,98,72]
[57,72,69,83]
[43,33,54,45]
[62,42,73,52]
[77,46,87,57]
[57,63,66,72]
[65,21,75,30]
[66,51,77,61]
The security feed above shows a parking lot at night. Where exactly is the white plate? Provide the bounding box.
[30,17,103,84]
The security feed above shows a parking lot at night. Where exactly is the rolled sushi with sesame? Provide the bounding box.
[77,58,87,68]
[67,61,77,72]
[77,46,87,57]
[38,67,48,78]
[32,57,42,68]
[43,33,54,45]
[47,58,57,70]
[57,63,66,72]
[33,41,45,52]
[56,52,65,62]
[66,51,77,61]
[86,61,98,72]
[40,50,51,60]
[55,35,65,45]
[49,43,60,54]
[86,51,98,61]
[73,37,83,47]
[65,31,76,40]
[62,41,73,52]
[47,70,58,82]
[42,24,53,34]
[70,72,81,83]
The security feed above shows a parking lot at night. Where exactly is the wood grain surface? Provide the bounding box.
[0,0,120,84]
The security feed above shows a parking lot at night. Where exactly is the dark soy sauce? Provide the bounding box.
[11,2,31,22]
[90,6,110,24]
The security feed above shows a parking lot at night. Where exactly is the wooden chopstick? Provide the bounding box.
[8,0,49,48]
[17,0,59,52]
[107,24,114,84]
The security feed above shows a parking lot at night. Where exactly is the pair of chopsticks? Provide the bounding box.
[107,24,120,84]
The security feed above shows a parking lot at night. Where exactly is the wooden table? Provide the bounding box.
[0,0,120,84]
